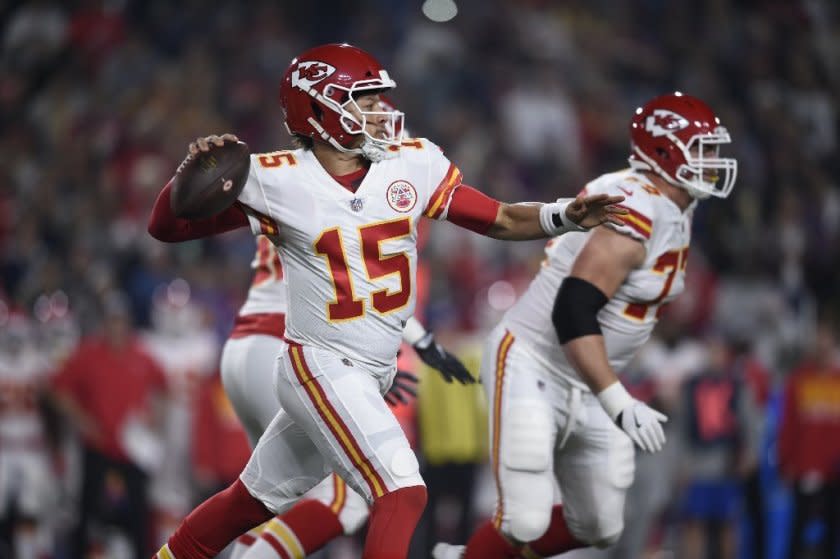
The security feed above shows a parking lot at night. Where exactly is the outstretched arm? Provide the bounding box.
[445,185,626,240]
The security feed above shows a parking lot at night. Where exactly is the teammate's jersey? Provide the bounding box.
[238,235,288,317]
[504,169,694,386]
[142,328,218,512]
[0,348,51,448]
[237,138,460,377]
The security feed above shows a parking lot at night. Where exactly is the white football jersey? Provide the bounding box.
[504,169,694,386]
[237,138,460,378]
[238,235,288,316]
[0,348,51,448]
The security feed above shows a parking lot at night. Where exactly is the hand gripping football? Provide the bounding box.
[171,140,250,219]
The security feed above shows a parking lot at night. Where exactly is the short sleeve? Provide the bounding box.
[588,176,656,246]
[237,155,280,238]
[420,140,463,221]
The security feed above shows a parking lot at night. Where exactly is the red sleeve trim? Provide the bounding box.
[615,204,652,239]
[424,164,463,219]
[248,209,280,236]
[147,180,249,242]
[444,185,501,234]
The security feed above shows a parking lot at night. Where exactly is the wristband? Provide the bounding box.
[401,316,428,346]
[597,381,635,421]
[539,198,587,236]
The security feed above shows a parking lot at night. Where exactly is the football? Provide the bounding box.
[170,140,250,219]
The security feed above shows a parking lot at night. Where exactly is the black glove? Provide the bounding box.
[413,333,475,385]
[385,371,418,407]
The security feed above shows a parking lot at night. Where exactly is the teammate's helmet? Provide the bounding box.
[629,92,737,199]
[280,43,404,162]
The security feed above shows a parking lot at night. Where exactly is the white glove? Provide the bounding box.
[597,382,668,453]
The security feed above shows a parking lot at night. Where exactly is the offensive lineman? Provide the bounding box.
[433,92,737,559]
[150,43,625,559]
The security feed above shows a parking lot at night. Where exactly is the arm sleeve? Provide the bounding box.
[147,180,249,242]
[444,185,502,234]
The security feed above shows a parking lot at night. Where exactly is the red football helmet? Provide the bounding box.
[629,92,737,199]
[280,43,404,161]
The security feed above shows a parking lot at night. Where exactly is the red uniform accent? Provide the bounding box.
[462,521,519,559]
[148,180,249,242]
[264,500,344,555]
[363,486,427,559]
[166,479,274,559]
[524,505,586,556]
[332,166,369,193]
[615,204,653,239]
[424,164,463,219]
[229,313,287,339]
[778,362,840,481]
[52,337,166,462]
[444,184,501,234]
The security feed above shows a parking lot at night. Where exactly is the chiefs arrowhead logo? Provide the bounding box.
[645,109,689,137]
[291,61,336,90]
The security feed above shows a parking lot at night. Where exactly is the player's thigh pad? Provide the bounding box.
[501,399,556,542]
[554,402,635,547]
[240,406,331,514]
[220,335,286,446]
[276,343,423,504]
[480,326,558,542]
[305,473,370,534]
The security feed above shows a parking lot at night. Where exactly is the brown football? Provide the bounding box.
[170,140,250,219]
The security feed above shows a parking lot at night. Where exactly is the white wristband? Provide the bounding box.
[401,316,428,346]
[539,198,586,236]
[597,381,635,421]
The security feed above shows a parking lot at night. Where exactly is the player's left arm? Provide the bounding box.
[402,317,474,384]
[554,227,668,453]
[444,185,626,240]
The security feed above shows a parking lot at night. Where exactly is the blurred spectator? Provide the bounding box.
[416,339,487,559]
[190,373,250,500]
[778,319,840,559]
[0,311,58,559]
[599,321,707,559]
[675,337,754,559]
[139,280,218,546]
[50,292,168,559]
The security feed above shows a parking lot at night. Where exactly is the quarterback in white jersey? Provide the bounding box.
[218,235,475,559]
[150,43,624,559]
[434,92,737,559]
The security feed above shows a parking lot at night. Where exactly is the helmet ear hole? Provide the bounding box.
[311,101,323,121]
[655,147,669,159]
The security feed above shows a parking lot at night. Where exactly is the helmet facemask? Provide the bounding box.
[304,71,405,162]
[673,127,737,199]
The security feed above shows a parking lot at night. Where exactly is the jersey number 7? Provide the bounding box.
[315,217,412,321]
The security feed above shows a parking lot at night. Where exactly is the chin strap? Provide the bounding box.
[307,117,396,162]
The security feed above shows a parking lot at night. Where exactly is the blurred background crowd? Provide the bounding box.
[1,0,839,557]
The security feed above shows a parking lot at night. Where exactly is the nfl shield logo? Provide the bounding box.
[350,198,364,212]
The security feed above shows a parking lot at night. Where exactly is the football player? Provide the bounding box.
[149,43,624,559]
[0,311,56,559]
[433,92,737,559]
